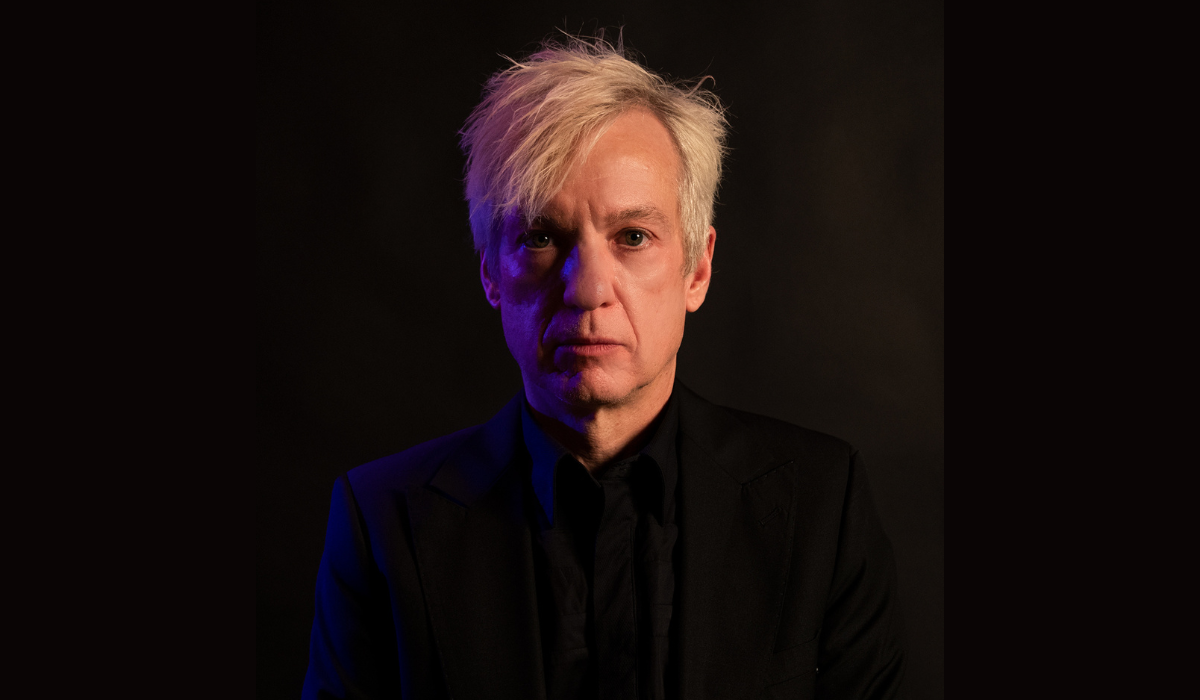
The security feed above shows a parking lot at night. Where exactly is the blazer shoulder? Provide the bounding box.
[347,424,480,496]
[720,404,857,469]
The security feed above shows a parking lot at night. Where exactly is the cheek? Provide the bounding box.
[622,269,688,352]
[499,263,556,355]
[499,291,539,336]
[499,301,540,366]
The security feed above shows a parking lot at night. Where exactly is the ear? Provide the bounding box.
[480,252,502,309]
[685,226,716,312]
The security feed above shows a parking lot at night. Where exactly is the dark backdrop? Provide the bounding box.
[258,2,943,698]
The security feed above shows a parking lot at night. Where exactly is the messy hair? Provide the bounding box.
[460,33,729,276]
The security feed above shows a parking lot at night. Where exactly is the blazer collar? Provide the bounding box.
[427,392,525,508]
[675,381,780,483]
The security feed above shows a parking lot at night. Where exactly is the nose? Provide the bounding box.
[561,239,616,310]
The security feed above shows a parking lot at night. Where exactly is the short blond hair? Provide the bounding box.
[460,34,728,276]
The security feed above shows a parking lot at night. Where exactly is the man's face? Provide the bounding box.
[481,108,715,412]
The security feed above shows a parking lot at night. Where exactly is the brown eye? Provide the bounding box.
[525,232,552,249]
[622,230,646,246]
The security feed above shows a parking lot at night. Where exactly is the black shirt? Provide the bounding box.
[522,394,680,700]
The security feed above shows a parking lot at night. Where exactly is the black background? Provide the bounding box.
[258,1,942,698]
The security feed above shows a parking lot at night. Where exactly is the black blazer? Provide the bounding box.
[303,384,904,699]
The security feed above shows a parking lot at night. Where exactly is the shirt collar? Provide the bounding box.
[521,390,680,526]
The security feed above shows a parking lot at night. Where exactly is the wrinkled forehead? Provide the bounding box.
[504,110,683,233]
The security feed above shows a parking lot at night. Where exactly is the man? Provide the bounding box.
[304,36,904,700]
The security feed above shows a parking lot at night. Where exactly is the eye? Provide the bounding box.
[621,229,647,247]
[524,232,552,249]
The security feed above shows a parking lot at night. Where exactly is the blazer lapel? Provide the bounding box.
[406,395,546,700]
[675,385,800,699]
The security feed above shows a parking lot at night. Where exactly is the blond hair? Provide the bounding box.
[460,34,728,276]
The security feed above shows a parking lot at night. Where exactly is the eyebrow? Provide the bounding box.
[529,206,669,231]
[528,214,572,232]
[604,206,670,228]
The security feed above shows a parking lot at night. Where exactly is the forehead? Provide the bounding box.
[584,108,680,175]
[538,108,682,225]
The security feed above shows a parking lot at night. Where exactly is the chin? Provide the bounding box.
[546,368,640,410]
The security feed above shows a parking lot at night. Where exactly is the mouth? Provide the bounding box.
[552,336,624,356]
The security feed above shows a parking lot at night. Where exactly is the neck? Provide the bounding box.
[525,362,676,473]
